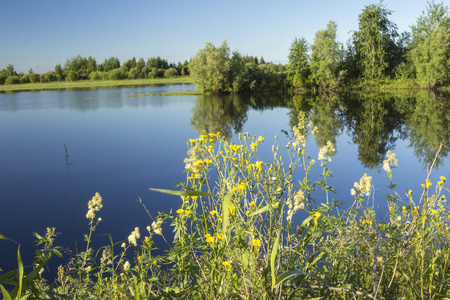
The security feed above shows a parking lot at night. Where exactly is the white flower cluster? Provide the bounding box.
[351,173,372,197]
[286,190,305,222]
[100,245,113,265]
[318,141,336,162]
[128,227,140,246]
[184,144,202,179]
[151,219,163,235]
[382,150,398,173]
[123,261,130,271]
[86,192,103,220]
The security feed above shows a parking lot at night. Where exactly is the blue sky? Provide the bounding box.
[0,0,428,73]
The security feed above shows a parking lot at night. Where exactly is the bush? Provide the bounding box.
[29,73,40,83]
[0,74,6,85]
[164,67,178,78]
[89,71,103,81]
[66,70,78,82]
[20,74,30,84]
[5,76,20,84]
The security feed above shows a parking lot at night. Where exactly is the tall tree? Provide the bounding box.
[410,1,450,88]
[287,37,310,90]
[189,41,230,94]
[310,21,345,89]
[353,2,398,79]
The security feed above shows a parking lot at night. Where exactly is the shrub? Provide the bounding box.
[5,76,20,84]
[164,67,178,78]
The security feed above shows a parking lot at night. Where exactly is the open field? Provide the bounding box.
[0,77,194,92]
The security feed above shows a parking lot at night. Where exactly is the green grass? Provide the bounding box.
[0,77,194,92]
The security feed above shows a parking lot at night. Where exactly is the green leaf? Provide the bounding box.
[0,234,18,245]
[222,193,232,234]
[250,201,280,216]
[274,270,303,287]
[0,284,12,300]
[270,230,281,287]
[149,188,217,198]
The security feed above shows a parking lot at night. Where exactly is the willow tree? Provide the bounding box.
[310,21,345,89]
[189,41,230,94]
[353,2,398,80]
[287,37,310,90]
[410,1,450,88]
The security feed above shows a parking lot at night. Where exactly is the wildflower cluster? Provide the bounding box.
[151,218,163,235]
[382,150,398,175]
[286,190,305,222]
[127,227,140,246]
[351,173,372,197]
[86,192,103,220]
[318,140,336,163]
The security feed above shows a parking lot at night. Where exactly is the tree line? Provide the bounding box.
[0,56,191,85]
[287,1,450,90]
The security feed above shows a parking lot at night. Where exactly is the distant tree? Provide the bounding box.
[20,74,30,84]
[310,21,345,89]
[123,57,137,71]
[67,70,78,82]
[260,56,266,64]
[0,74,6,85]
[410,1,450,88]
[128,67,140,79]
[227,51,249,93]
[136,58,145,72]
[4,64,17,77]
[101,57,120,72]
[353,2,399,79]
[189,41,231,94]
[164,68,178,78]
[89,71,103,81]
[87,56,97,73]
[147,56,169,69]
[287,37,311,90]
[5,76,20,84]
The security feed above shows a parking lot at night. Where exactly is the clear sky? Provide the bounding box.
[0,0,429,73]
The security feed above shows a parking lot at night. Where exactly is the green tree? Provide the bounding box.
[310,21,345,89]
[164,67,178,78]
[353,2,398,79]
[4,64,17,77]
[410,1,450,88]
[189,41,231,94]
[287,37,311,90]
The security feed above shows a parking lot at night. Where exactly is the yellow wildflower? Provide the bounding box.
[205,234,215,243]
[222,261,230,266]
[210,210,217,217]
[379,223,385,230]
[137,256,142,262]
[217,233,224,239]
[249,201,256,208]
[252,239,262,247]
[314,211,322,222]
[228,206,236,215]
[176,209,184,214]
[432,209,438,215]
[185,209,192,215]
[440,176,446,182]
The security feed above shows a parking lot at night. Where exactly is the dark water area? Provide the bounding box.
[1,85,449,279]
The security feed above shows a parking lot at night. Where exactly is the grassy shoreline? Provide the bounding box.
[0,77,194,92]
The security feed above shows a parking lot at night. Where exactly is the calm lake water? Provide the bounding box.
[1,85,449,275]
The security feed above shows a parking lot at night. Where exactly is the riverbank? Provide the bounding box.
[0,77,194,92]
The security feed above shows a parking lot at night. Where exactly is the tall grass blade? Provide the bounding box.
[64,144,78,254]
[271,230,281,288]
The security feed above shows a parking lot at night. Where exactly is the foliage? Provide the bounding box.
[310,21,345,90]
[163,67,178,78]
[352,2,399,79]
[189,41,231,94]
[287,37,311,90]
[410,1,450,88]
